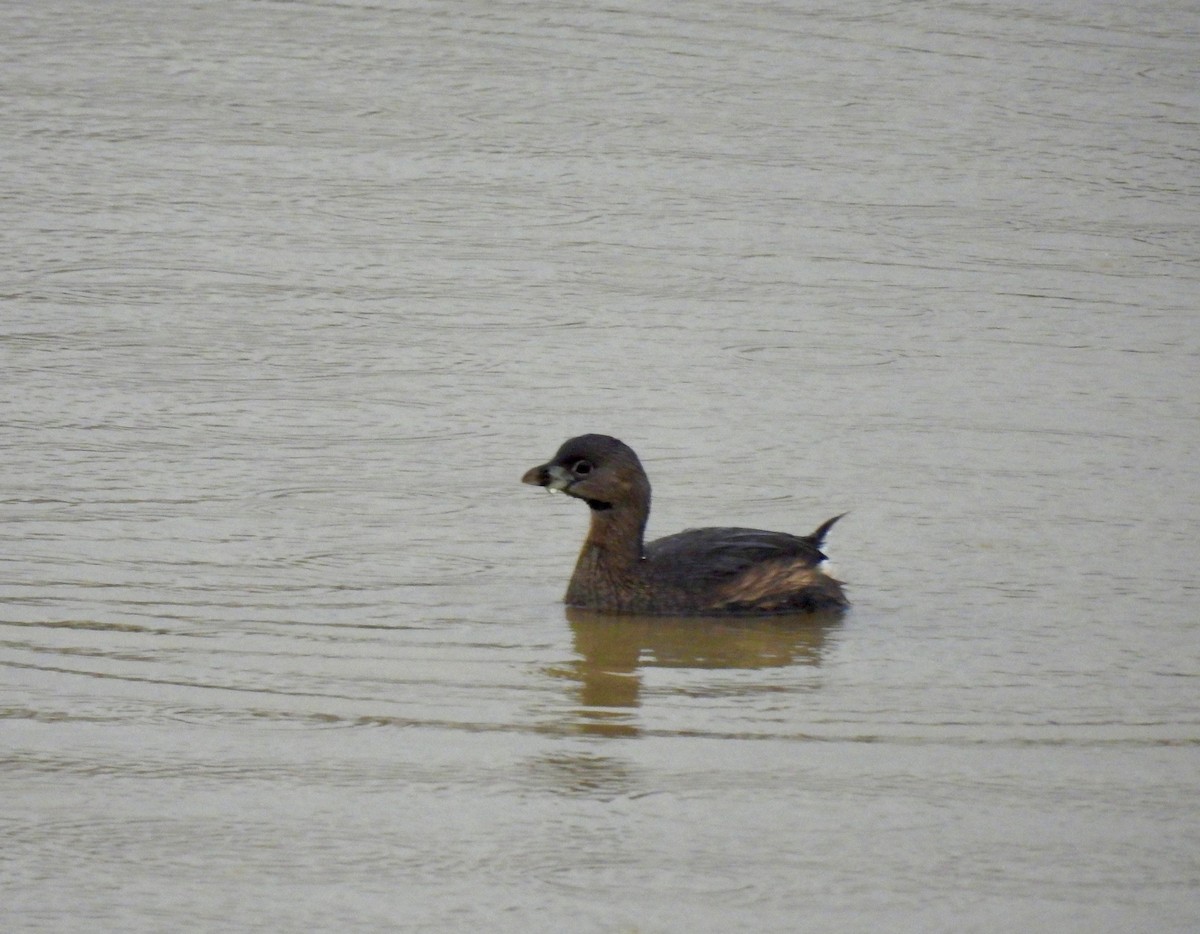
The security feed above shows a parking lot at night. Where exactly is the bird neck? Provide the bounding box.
[581,497,648,567]
[564,495,650,610]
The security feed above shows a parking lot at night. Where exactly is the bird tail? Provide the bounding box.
[809,512,847,548]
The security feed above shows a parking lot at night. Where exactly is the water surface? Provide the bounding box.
[3,1,1198,931]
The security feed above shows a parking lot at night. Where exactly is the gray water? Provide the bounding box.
[3,1,1198,931]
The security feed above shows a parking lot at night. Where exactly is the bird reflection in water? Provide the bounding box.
[551,606,842,737]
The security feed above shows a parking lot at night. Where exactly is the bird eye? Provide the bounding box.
[571,459,592,476]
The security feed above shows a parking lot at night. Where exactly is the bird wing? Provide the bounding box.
[644,525,831,585]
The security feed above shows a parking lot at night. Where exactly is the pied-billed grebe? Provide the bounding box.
[522,434,847,615]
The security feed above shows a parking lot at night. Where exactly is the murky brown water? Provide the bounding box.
[3,1,1198,931]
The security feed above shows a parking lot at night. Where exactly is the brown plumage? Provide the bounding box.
[521,434,848,615]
